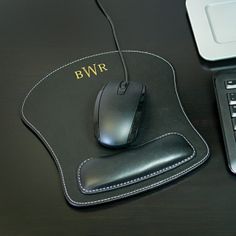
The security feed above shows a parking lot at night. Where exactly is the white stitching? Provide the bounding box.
[77,132,196,194]
[21,50,210,206]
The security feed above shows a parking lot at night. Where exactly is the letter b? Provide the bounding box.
[74,70,83,79]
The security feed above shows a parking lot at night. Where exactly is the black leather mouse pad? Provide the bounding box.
[21,50,209,207]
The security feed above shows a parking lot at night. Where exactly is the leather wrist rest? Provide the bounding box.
[78,133,195,194]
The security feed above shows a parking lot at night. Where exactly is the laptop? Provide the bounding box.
[186,0,236,173]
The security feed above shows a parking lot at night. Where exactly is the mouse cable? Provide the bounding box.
[95,0,129,85]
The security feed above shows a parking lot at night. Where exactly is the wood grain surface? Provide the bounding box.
[0,0,235,235]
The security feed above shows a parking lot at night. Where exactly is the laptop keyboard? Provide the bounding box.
[214,71,236,173]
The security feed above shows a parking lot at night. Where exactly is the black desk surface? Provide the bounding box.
[1,0,235,235]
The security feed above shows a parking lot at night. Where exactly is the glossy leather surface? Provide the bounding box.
[78,133,195,194]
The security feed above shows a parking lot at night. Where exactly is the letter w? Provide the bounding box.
[82,64,97,78]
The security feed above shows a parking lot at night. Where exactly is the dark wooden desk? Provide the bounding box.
[1,0,235,235]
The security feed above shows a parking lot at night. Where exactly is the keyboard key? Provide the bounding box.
[230,105,236,117]
[226,80,236,89]
[232,118,236,130]
[228,93,236,105]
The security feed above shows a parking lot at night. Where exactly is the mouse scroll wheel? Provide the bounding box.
[118,81,128,95]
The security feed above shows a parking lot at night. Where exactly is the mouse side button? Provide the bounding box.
[94,89,104,140]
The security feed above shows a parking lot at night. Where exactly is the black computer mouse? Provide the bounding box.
[94,81,146,148]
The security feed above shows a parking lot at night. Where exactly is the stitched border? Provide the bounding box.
[21,50,210,206]
[77,132,196,194]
